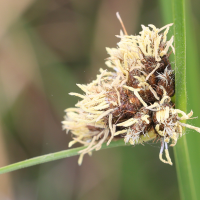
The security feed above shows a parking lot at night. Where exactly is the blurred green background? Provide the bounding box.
[0,0,200,199]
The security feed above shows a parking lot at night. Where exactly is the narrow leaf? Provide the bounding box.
[160,0,198,199]
[0,129,156,174]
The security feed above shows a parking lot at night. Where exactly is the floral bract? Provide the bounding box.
[62,14,200,165]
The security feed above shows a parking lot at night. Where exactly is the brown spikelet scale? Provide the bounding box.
[127,70,142,88]
[62,13,200,166]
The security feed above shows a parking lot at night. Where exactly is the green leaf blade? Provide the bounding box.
[0,129,156,175]
[173,0,197,199]
[0,140,124,175]
[161,0,198,199]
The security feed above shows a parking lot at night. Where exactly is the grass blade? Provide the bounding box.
[160,0,198,199]
[173,1,197,199]
[0,129,156,174]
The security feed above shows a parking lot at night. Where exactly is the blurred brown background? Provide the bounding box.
[0,0,200,199]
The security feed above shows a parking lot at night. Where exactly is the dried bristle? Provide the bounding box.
[62,14,200,165]
[124,107,152,145]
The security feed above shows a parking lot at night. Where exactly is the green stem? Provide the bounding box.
[172,0,197,199]
[0,129,156,174]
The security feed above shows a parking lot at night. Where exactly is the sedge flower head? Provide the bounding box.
[62,13,200,165]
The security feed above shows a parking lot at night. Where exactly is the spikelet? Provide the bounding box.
[62,13,200,165]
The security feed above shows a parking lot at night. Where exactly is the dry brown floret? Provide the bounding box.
[147,91,200,165]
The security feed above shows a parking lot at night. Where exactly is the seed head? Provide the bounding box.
[62,13,200,165]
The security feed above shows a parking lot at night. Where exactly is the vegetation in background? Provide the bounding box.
[0,0,200,199]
